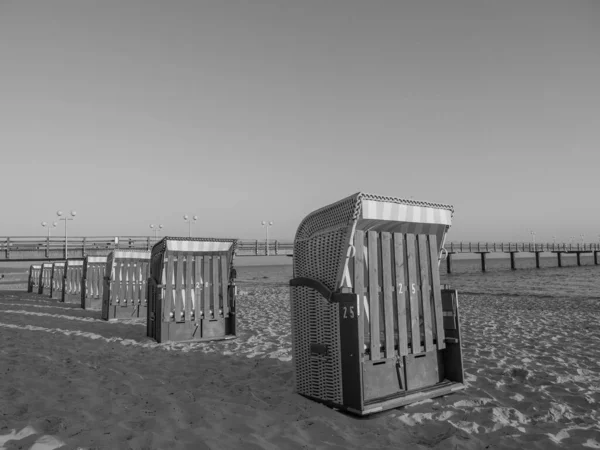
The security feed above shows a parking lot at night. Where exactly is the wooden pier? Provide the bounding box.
[1,237,599,273]
[443,242,600,273]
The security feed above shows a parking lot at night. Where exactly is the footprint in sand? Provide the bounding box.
[0,425,64,450]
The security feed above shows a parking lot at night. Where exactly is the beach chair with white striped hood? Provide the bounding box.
[147,237,238,343]
[290,192,465,415]
[102,250,151,320]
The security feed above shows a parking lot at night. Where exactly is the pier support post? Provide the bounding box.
[477,252,488,272]
[576,252,581,266]
[557,252,562,267]
[510,252,516,270]
[446,253,453,274]
[535,251,541,268]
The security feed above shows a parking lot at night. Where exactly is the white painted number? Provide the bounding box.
[411,283,416,294]
[342,306,355,319]
[398,283,403,293]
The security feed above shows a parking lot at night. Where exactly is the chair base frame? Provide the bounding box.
[102,303,146,320]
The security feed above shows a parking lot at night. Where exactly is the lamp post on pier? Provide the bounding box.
[41,221,57,238]
[529,230,536,248]
[261,221,273,255]
[149,224,163,242]
[57,210,76,259]
[183,215,197,238]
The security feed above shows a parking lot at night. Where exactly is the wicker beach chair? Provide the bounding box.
[27,264,41,293]
[49,262,65,300]
[62,260,83,304]
[101,250,151,320]
[289,192,465,415]
[81,256,107,310]
[147,237,238,343]
[38,263,53,295]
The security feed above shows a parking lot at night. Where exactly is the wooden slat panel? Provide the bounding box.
[185,254,193,316]
[212,255,219,317]
[418,234,434,352]
[165,254,174,321]
[175,253,183,321]
[393,232,409,357]
[194,255,202,320]
[354,230,366,360]
[367,231,380,360]
[381,232,395,359]
[221,253,229,317]
[406,234,420,353]
[203,256,211,317]
[429,234,446,349]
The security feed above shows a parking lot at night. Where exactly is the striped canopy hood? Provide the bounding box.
[293,192,454,290]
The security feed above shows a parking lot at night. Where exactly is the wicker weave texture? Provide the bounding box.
[290,286,343,404]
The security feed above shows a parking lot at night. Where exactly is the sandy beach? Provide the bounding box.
[0,274,599,449]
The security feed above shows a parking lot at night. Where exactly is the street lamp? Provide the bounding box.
[57,210,76,259]
[529,230,536,247]
[580,234,584,244]
[41,221,58,238]
[183,215,198,238]
[261,221,273,255]
[149,224,163,241]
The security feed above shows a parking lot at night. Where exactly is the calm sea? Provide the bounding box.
[237,254,600,300]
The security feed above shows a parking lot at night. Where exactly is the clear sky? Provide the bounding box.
[1,0,599,244]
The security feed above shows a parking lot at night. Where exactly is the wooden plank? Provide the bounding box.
[113,261,121,305]
[212,255,219,317]
[194,255,202,320]
[126,261,134,303]
[394,233,408,356]
[165,254,174,321]
[418,234,434,352]
[141,261,148,305]
[203,255,211,317]
[175,253,183,321]
[185,254,193,317]
[354,230,366,360]
[221,253,229,317]
[381,232,395,359]
[429,234,446,349]
[367,231,380,360]
[406,234,421,353]
[131,262,139,305]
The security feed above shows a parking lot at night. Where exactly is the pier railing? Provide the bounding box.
[0,236,295,260]
[444,242,600,253]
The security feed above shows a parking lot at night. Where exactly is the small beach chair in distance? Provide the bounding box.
[289,192,465,416]
[81,256,107,310]
[62,260,83,303]
[101,250,151,320]
[27,264,41,293]
[147,237,238,343]
[49,262,65,300]
[38,263,53,295]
